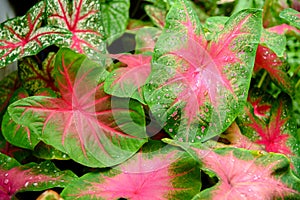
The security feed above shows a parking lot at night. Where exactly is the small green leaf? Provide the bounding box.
[101,0,130,44]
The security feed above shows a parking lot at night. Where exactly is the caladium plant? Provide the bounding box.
[0,0,299,199]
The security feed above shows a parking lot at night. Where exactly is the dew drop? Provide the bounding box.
[3,179,9,184]
[4,173,8,177]
[24,181,29,187]
[33,182,38,186]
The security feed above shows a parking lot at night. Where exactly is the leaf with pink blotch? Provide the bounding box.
[7,48,147,168]
[61,142,201,200]
[144,0,262,142]
[191,147,299,200]
[0,152,77,200]
[236,89,300,177]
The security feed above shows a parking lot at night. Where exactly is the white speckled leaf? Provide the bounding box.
[46,0,106,61]
[0,1,71,68]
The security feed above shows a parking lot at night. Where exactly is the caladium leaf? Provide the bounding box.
[101,0,130,44]
[254,44,295,95]
[46,0,105,61]
[145,5,167,29]
[8,48,147,167]
[190,147,299,200]
[33,142,70,160]
[280,8,300,29]
[61,143,201,200]
[144,0,262,142]
[236,90,300,177]
[104,54,152,103]
[0,1,70,68]
[0,71,20,115]
[135,27,161,54]
[18,52,58,95]
[0,153,77,200]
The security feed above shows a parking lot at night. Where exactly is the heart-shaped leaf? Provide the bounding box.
[190,147,299,199]
[61,142,201,199]
[46,0,105,61]
[236,89,300,177]
[0,153,77,200]
[101,0,130,44]
[144,0,262,142]
[8,48,147,167]
[104,54,152,103]
[0,1,70,68]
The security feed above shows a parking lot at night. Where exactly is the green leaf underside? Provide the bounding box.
[8,48,147,167]
[0,153,77,200]
[191,147,297,200]
[61,146,200,200]
[101,0,130,44]
[144,0,262,142]
[46,0,105,60]
[0,1,69,67]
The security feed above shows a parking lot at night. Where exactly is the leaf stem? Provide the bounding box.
[258,70,268,88]
[295,78,300,89]
[292,64,300,78]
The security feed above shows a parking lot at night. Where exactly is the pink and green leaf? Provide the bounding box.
[254,44,295,95]
[104,54,152,103]
[190,147,299,200]
[61,143,201,200]
[46,0,105,61]
[144,0,262,142]
[8,48,147,167]
[236,89,300,176]
[0,153,77,200]
[145,5,167,29]
[101,0,130,44]
[0,1,70,68]
[18,52,58,95]
[135,27,161,54]
[280,8,300,29]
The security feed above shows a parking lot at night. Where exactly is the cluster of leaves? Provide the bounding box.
[0,0,299,199]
